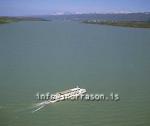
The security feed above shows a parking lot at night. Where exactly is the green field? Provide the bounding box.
[83,20,150,28]
[0,17,48,24]
[0,17,18,24]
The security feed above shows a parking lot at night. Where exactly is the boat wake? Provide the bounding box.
[32,104,46,113]
[32,100,56,113]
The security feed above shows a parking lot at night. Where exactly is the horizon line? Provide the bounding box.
[0,11,150,17]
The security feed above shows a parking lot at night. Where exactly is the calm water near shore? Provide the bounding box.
[0,21,150,126]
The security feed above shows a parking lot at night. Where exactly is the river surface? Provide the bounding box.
[0,21,150,126]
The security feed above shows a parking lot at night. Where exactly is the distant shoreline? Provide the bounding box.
[1,13,150,28]
[0,17,49,24]
[83,20,150,28]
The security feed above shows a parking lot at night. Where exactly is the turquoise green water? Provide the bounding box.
[0,21,150,126]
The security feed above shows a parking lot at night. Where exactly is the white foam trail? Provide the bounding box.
[32,101,51,113]
[32,105,45,113]
[31,100,58,113]
[34,102,46,107]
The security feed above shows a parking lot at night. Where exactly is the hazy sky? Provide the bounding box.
[0,0,150,16]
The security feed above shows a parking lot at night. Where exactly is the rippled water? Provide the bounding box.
[0,21,150,126]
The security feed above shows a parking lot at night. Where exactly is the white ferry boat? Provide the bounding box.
[33,86,86,112]
[51,86,87,102]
